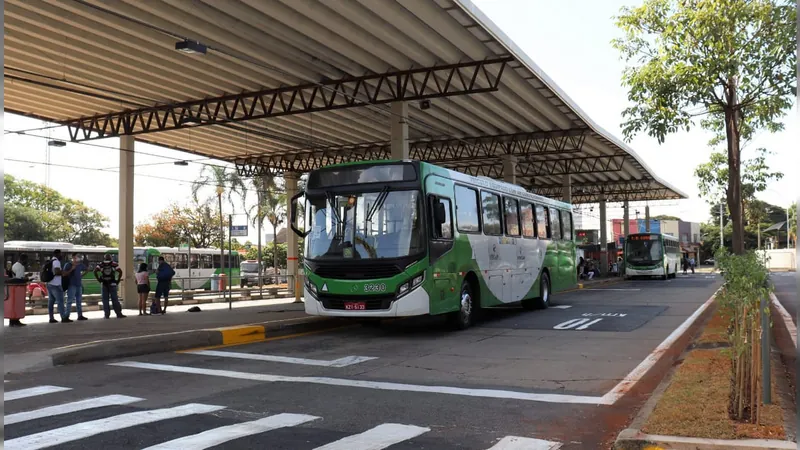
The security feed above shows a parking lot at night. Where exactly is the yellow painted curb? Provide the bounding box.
[218,325,266,345]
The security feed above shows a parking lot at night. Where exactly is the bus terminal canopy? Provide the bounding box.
[4,0,686,204]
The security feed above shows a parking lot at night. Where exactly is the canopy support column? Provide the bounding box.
[562,175,572,203]
[390,102,409,160]
[622,201,630,275]
[285,173,301,302]
[500,154,517,184]
[599,196,608,276]
[119,135,137,309]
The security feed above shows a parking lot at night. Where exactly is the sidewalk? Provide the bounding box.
[4,297,338,375]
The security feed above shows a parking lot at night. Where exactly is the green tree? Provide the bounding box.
[135,200,224,248]
[613,0,796,254]
[191,166,246,269]
[4,174,110,244]
[245,175,286,282]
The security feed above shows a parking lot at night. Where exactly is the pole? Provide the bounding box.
[787,206,790,249]
[257,212,263,299]
[228,214,233,310]
[720,202,724,249]
[761,294,771,404]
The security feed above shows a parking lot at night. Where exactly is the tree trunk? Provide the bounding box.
[724,81,744,255]
[218,193,224,274]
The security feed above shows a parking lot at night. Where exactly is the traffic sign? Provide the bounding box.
[230,225,248,237]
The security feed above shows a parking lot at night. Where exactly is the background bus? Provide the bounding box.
[4,241,241,294]
[623,233,681,279]
[291,160,576,329]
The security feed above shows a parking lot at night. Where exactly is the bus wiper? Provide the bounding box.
[325,191,343,224]
[366,186,390,222]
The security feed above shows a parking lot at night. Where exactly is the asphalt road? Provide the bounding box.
[771,271,797,325]
[4,274,722,449]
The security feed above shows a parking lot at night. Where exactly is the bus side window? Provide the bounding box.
[534,204,549,239]
[212,254,221,269]
[454,185,480,233]
[481,191,502,236]
[503,197,520,237]
[520,202,535,238]
[549,208,562,240]
[561,210,573,240]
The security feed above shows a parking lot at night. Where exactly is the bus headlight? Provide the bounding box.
[305,279,317,296]
[397,272,425,298]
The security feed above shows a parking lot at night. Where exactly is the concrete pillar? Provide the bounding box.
[599,196,608,276]
[119,135,137,309]
[285,172,300,302]
[390,102,409,160]
[562,174,572,203]
[645,205,651,232]
[622,201,630,274]
[500,154,517,184]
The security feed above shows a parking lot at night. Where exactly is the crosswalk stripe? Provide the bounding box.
[4,385,71,402]
[4,403,225,450]
[4,394,144,425]
[189,350,377,367]
[488,436,562,449]
[313,423,430,450]
[142,413,320,449]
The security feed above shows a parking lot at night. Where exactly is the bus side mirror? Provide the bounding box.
[290,191,309,238]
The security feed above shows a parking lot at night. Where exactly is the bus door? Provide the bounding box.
[426,177,457,314]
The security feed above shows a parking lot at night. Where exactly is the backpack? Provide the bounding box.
[98,262,117,284]
[40,260,54,283]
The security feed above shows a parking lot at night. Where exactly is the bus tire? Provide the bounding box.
[449,280,473,330]
[531,272,551,310]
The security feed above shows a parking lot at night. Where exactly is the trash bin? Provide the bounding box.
[5,281,27,322]
[219,273,227,291]
[210,274,219,291]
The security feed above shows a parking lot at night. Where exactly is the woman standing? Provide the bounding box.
[135,263,151,316]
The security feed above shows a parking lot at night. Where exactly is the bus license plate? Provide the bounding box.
[344,302,366,310]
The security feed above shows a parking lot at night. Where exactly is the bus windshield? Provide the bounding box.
[305,190,423,260]
[626,239,663,265]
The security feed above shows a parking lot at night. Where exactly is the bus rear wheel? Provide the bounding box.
[449,280,473,330]
[523,272,550,310]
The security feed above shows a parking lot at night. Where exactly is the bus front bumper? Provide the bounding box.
[304,286,430,318]
[626,267,664,276]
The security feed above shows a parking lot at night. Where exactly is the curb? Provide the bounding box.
[42,316,340,368]
[614,429,795,449]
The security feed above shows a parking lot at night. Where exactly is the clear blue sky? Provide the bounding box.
[3,0,796,239]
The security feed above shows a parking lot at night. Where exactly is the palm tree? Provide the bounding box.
[245,175,282,285]
[191,165,246,273]
[261,179,286,277]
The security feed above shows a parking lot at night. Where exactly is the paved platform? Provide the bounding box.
[5,273,722,449]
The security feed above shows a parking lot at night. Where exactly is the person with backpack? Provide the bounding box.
[42,249,69,323]
[63,254,89,321]
[93,254,126,319]
[154,256,176,315]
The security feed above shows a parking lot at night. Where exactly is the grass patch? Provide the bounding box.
[642,305,786,440]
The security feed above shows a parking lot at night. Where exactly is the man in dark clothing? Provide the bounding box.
[155,256,176,314]
[93,254,126,319]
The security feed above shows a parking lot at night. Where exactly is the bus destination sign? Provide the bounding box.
[629,234,657,241]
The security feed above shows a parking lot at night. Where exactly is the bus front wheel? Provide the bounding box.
[449,280,473,330]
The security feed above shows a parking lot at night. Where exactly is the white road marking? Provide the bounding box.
[5,385,71,402]
[600,288,720,404]
[313,423,430,450]
[550,305,572,309]
[110,361,608,404]
[575,318,603,330]
[583,288,641,291]
[771,292,796,347]
[4,395,143,425]
[189,350,377,367]
[143,413,320,449]
[552,318,603,330]
[4,403,224,450]
[488,436,562,449]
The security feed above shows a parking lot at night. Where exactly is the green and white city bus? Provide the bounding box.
[623,233,681,280]
[290,160,576,329]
